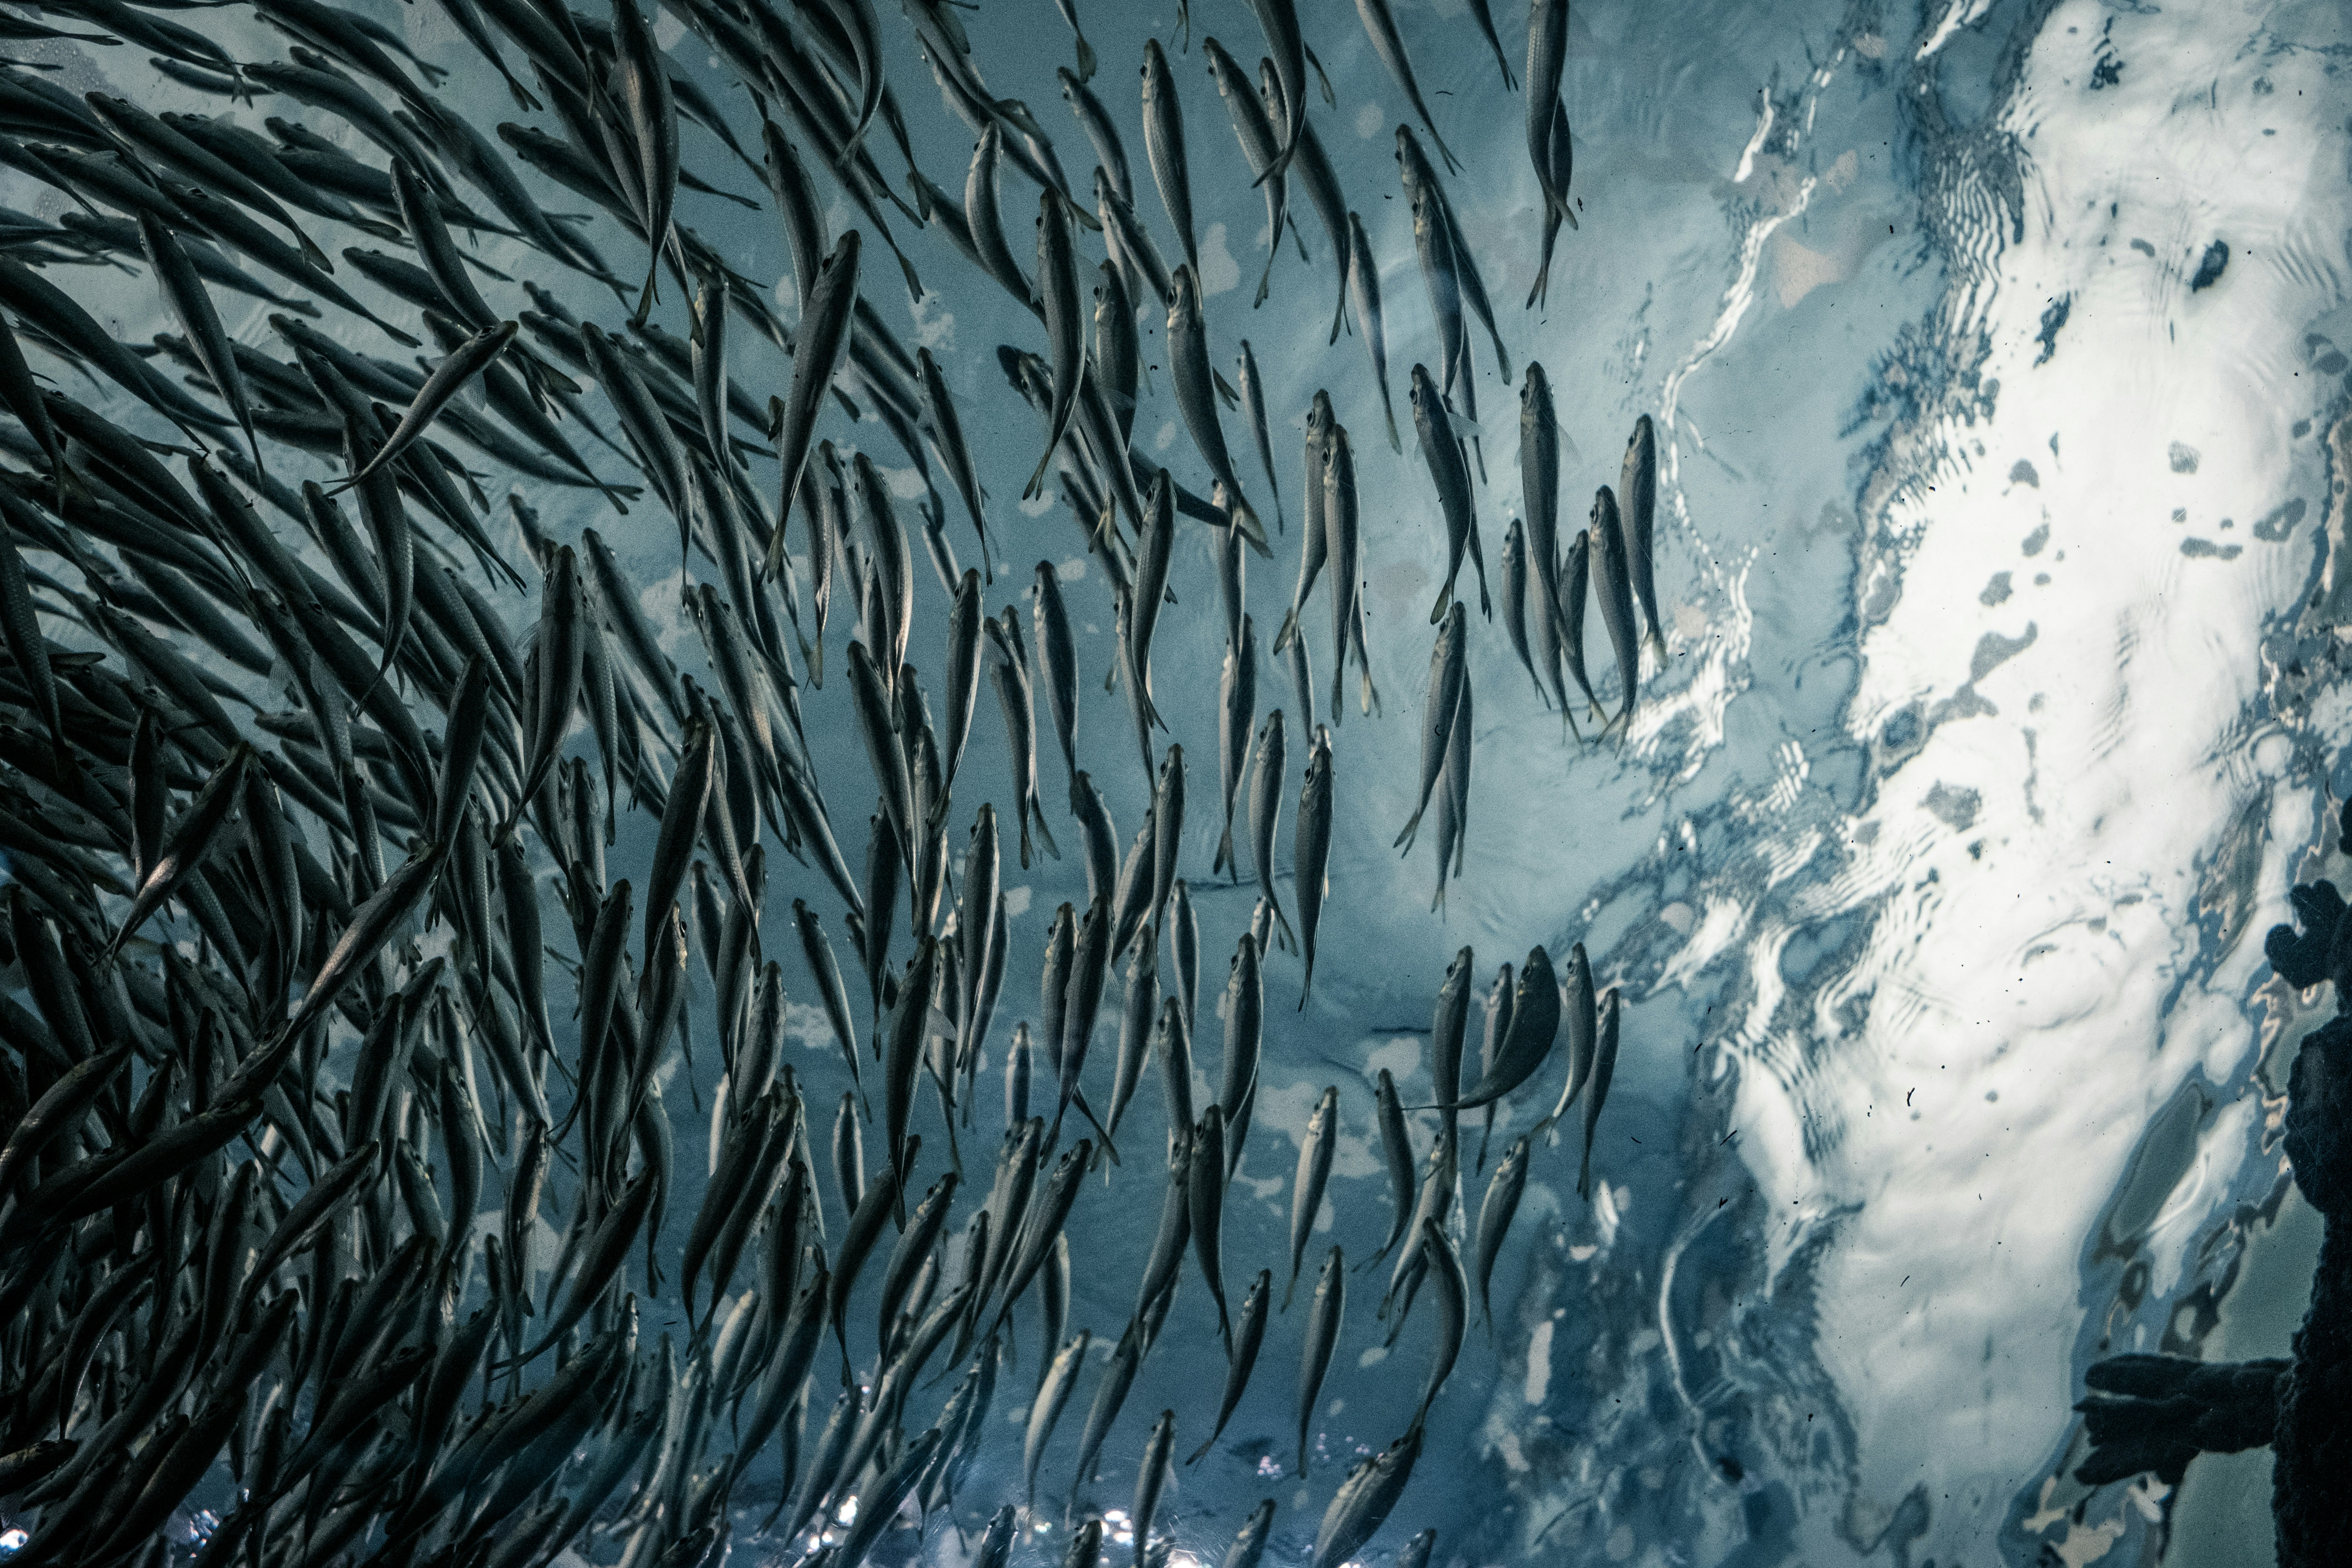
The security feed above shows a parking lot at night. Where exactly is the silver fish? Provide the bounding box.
[1310,1425,1423,1568]
[1370,1067,1414,1264]
[1168,265,1270,552]
[1589,485,1641,735]
[1473,1135,1528,1330]
[1519,363,1576,724]
[1073,770,1120,906]
[1187,1103,1233,1349]
[1204,45,1292,307]
[1539,942,1599,1137]
[1621,414,1666,653]
[1188,1269,1268,1463]
[1295,724,1332,1006]
[1475,961,1515,1171]
[1284,1085,1338,1309]
[1323,422,1379,720]
[1349,0,1457,172]
[765,231,862,578]
[1225,1498,1278,1568]
[1141,40,1199,280]
[1430,669,1470,911]
[1061,67,1131,202]
[922,348,995,575]
[1394,605,1467,855]
[1430,947,1472,1163]
[1214,622,1258,881]
[1155,996,1194,1132]
[1407,1216,1465,1428]
[1134,1408,1178,1566]
[1274,391,1335,654]
[1246,709,1294,951]
[1034,561,1082,794]
[1501,518,1542,696]
[1070,1314,1143,1504]
[1294,1244,1344,1471]
[1453,947,1561,1109]
[1236,342,1283,527]
[1025,188,1085,499]
[1218,932,1264,1181]
[1343,213,1401,452]
[1578,987,1621,1199]
[1412,364,1490,623]
[1170,876,1201,1044]
[1108,924,1160,1141]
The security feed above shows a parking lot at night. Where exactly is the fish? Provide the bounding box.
[1060,67,1130,202]
[1244,710,1296,952]
[1073,770,1121,907]
[1154,997,1194,1132]
[764,230,862,579]
[1025,188,1085,500]
[1450,947,1562,1109]
[1430,947,1472,1164]
[1203,44,1291,308]
[1168,265,1270,553]
[986,608,1059,866]
[1538,942,1599,1135]
[1225,1499,1279,1568]
[1473,961,1516,1169]
[1069,1314,1143,1508]
[1579,987,1621,1198]
[1284,1085,1338,1309]
[612,0,679,317]
[1589,485,1641,735]
[1214,623,1258,882]
[1295,724,1333,1005]
[1141,40,1199,280]
[1621,415,1667,653]
[1149,744,1187,938]
[1430,669,1470,911]
[1052,898,1112,1145]
[1218,931,1264,1180]
[1187,1103,1233,1350]
[1107,925,1159,1141]
[830,1148,906,1368]
[1310,1424,1424,1568]
[1524,0,1578,304]
[1026,1330,1094,1504]
[134,211,261,477]
[1188,1269,1268,1462]
[1236,343,1283,528]
[1169,877,1201,1046]
[967,121,1040,310]
[1128,471,1176,731]
[1407,1217,1465,1428]
[1295,1244,1344,1471]
[1412,365,1491,623]
[1342,214,1402,452]
[1348,0,1456,172]
[1501,519,1543,696]
[1323,423,1379,720]
[1394,607,1467,855]
[1063,1517,1109,1568]
[1369,1067,1417,1268]
[1034,561,1082,794]
[834,1089,867,1219]
[1134,1408,1178,1565]
[1474,1135,1528,1331]
[921,349,994,575]
[1274,391,1335,654]
[1097,164,1175,308]
[1519,363,1577,726]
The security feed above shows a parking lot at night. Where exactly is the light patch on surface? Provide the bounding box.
[1198,222,1241,297]
[1004,886,1033,918]
[1524,1319,1553,1404]
[1354,102,1383,140]
[639,572,691,654]
[1020,492,1057,517]
[883,465,927,500]
[1058,557,1089,581]
[1153,420,1178,452]
[653,11,685,50]
[911,291,955,351]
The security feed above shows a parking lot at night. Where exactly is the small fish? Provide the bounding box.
[1236,343,1283,526]
[1187,1103,1233,1350]
[1590,486,1642,735]
[1579,987,1621,1198]
[1284,1085,1338,1309]
[1148,745,1187,938]
[1323,423,1379,720]
[1073,771,1121,907]
[1430,947,1473,1163]
[1349,0,1457,172]
[1107,924,1160,1142]
[1168,265,1269,552]
[1218,932,1265,1180]
[920,349,994,576]
[1519,363,1577,723]
[1214,622,1258,881]
[1025,188,1085,499]
[1501,519,1543,696]
[1429,674,1471,912]
[1309,1424,1424,1568]
[1189,1269,1268,1462]
[1524,0,1578,305]
[135,211,262,477]
[1243,710,1296,952]
[1069,1315,1143,1506]
[1473,1136,1528,1330]
[1474,961,1515,1169]
[1060,67,1131,201]
[1141,40,1199,283]
[1052,898,1113,1145]
[1412,365,1490,623]
[1274,392,1335,654]
[1295,1245,1344,1471]
[1370,1068,1414,1264]
[1450,947,1561,1109]
[1295,725,1333,1006]
[1128,471,1176,729]
[1154,996,1194,1132]
[1343,214,1401,452]
[764,231,862,579]
[1621,414,1666,653]
[1134,1408,1178,1566]
[1169,877,1201,1045]
[1394,606,1467,855]
[1408,1217,1465,1428]
[1034,561,1082,794]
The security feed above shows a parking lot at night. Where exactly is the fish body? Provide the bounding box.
[1343,214,1401,452]
[1412,364,1490,623]
[1590,486,1641,731]
[1473,1136,1528,1328]
[1189,1269,1269,1462]
[766,231,863,577]
[1140,40,1199,280]
[1025,189,1085,499]
[1168,266,1267,551]
[1284,1085,1338,1308]
[1295,1245,1344,1471]
[1395,606,1467,854]
[1579,988,1621,1198]
[1310,1424,1424,1568]
[1214,623,1258,880]
[1621,415,1666,652]
[1295,725,1333,1005]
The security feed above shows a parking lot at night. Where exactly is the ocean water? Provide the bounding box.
[3,1,2349,1566]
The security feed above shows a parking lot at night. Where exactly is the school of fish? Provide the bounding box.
[0,0,1668,1564]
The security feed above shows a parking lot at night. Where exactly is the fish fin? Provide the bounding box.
[1212,369,1240,410]
[1074,33,1096,82]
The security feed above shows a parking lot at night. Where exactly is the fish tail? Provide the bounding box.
[1074,34,1098,82]
[1214,825,1232,878]
[1297,944,1315,1011]
[1385,399,1402,454]
[1577,1140,1593,1200]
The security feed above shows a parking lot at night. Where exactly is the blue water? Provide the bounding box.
[5,0,2350,1565]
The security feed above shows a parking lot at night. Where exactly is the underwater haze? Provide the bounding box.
[1,1,2349,1567]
